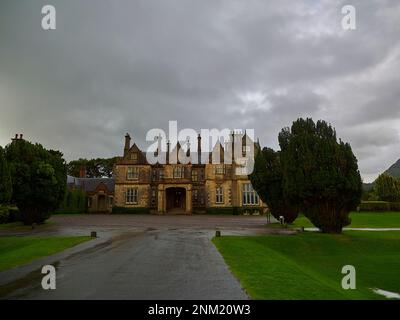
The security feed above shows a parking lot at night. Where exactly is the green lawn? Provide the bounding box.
[0,236,91,272]
[273,211,400,229]
[213,231,400,299]
[0,221,55,231]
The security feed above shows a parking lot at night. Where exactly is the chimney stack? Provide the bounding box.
[231,131,235,163]
[124,133,131,156]
[79,166,87,178]
[197,134,201,164]
[166,140,170,164]
[11,133,24,143]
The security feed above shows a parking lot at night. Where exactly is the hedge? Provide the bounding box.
[0,206,9,224]
[0,206,21,224]
[205,207,263,215]
[54,189,87,214]
[358,201,400,212]
[112,206,151,214]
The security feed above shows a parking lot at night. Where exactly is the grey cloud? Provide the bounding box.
[1,0,400,182]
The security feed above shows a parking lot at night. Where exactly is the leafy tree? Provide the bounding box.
[67,157,116,178]
[278,118,362,233]
[374,174,400,202]
[250,147,299,223]
[5,139,67,225]
[0,146,12,204]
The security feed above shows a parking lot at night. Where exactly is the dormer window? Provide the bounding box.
[131,153,138,161]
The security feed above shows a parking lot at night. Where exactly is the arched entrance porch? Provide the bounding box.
[157,184,192,214]
[166,187,186,213]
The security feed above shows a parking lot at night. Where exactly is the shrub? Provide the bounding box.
[7,206,22,222]
[0,206,9,224]
[358,201,391,212]
[206,207,238,215]
[55,189,87,214]
[205,207,263,215]
[389,202,400,211]
[112,206,150,214]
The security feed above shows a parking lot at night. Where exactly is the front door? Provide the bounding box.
[98,195,106,212]
[166,187,186,212]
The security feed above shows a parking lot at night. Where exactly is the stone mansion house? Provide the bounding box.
[70,132,266,215]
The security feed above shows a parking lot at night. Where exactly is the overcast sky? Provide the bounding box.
[1,0,399,182]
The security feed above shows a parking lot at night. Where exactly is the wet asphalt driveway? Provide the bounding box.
[0,214,278,300]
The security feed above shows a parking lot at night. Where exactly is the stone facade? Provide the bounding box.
[113,132,266,214]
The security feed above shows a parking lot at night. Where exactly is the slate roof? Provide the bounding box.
[67,176,115,192]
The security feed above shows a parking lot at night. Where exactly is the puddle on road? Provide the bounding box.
[0,261,60,299]
[372,288,400,299]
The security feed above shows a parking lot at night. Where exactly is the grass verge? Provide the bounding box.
[0,236,91,272]
[270,211,400,229]
[213,231,400,299]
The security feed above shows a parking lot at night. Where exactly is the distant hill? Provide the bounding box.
[362,182,374,192]
[362,158,400,191]
[384,159,400,178]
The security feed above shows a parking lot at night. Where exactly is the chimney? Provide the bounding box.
[186,138,191,158]
[242,130,247,157]
[166,140,170,164]
[11,133,23,143]
[197,134,201,164]
[231,130,235,163]
[79,166,86,178]
[124,133,131,156]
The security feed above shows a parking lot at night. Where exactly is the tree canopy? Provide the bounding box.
[67,157,117,178]
[278,118,362,233]
[5,140,67,224]
[0,146,12,204]
[374,174,400,202]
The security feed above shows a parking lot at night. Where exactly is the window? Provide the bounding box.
[192,170,198,181]
[131,153,138,160]
[193,189,198,201]
[216,187,224,204]
[127,167,139,180]
[242,183,259,205]
[215,165,225,175]
[126,188,138,204]
[159,169,164,180]
[151,189,156,206]
[173,166,184,178]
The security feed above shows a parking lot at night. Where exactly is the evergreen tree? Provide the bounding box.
[374,174,400,202]
[250,147,298,223]
[0,146,12,204]
[279,118,362,233]
[5,139,67,224]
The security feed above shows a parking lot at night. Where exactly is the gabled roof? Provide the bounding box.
[209,141,225,163]
[68,177,115,193]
